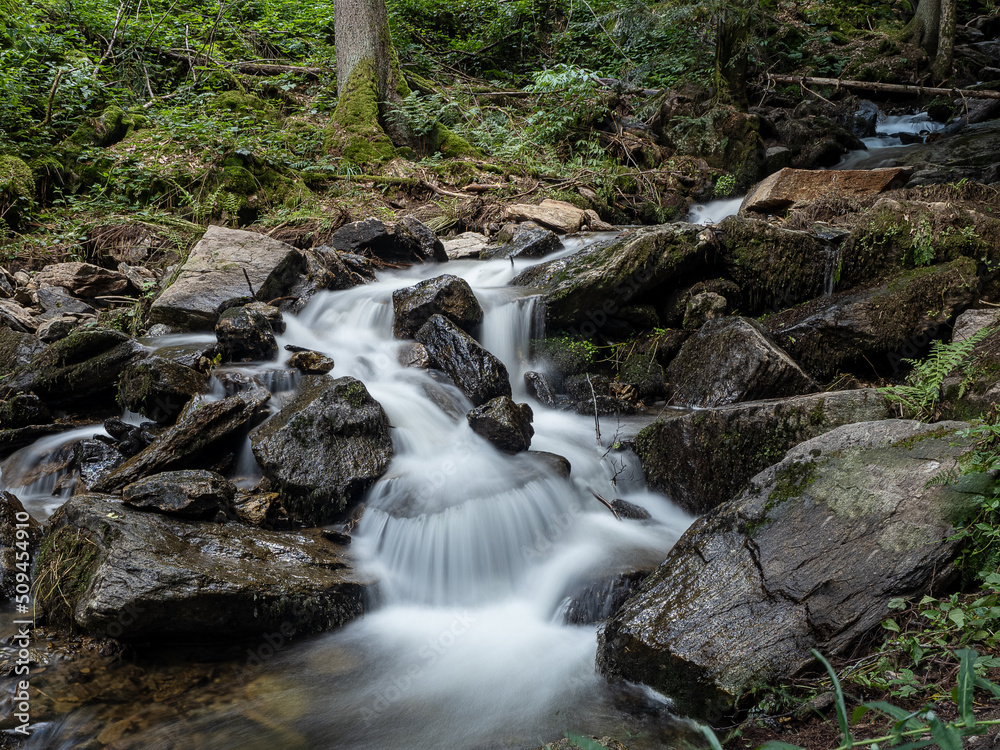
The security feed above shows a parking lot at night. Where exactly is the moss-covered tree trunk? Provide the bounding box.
[328,0,411,162]
[712,0,754,108]
[902,0,958,79]
[932,0,956,80]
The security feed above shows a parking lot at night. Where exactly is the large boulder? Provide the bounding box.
[250,376,393,524]
[0,299,38,333]
[214,304,279,362]
[415,315,512,406]
[503,200,588,234]
[0,328,145,407]
[34,262,131,298]
[767,257,979,380]
[0,328,43,380]
[392,274,483,339]
[667,317,816,407]
[116,356,206,423]
[122,470,236,520]
[35,494,372,640]
[466,396,534,453]
[481,222,563,261]
[93,388,271,491]
[634,389,892,516]
[511,224,709,330]
[598,420,983,721]
[1,492,41,601]
[740,167,913,215]
[443,232,489,260]
[394,216,448,263]
[150,226,305,329]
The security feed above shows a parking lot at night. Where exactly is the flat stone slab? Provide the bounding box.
[740,167,913,214]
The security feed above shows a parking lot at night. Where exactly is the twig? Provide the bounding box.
[43,70,63,127]
[586,373,602,446]
[419,180,476,199]
[589,489,621,520]
[242,268,256,298]
[93,0,128,78]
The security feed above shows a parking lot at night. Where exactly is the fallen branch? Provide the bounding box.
[586,373,602,446]
[766,74,1000,100]
[463,183,503,192]
[589,489,622,521]
[419,180,476,199]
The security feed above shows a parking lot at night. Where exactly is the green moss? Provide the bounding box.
[0,155,34,231]
[222,165,258,195]
[338,379,369,409]
[429,122,476,158]
[209,91,277,118]
[326,59,397,165]
[746,460,820,535]
[35,526,102,629]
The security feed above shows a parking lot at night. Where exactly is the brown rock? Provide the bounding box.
[503,199,586,233]
[740,167,914,215]
[34,262,131,297]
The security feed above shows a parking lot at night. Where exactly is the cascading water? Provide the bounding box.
[14,240,695,749]
[837,110,947,170]
[686,196,743,225]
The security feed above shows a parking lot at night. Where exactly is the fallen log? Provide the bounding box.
[767,74,1000,100]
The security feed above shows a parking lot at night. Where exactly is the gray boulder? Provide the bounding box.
[466,396,534,453]
[1,492,41,601]
[150,226,305,329]
[634,389,892,516]
[682,292,727,330]
[0,299,37,333]
[123,470,236,520]
[287,349,335,374]
[392,274,483,339]
[415,315,512,406]
[667,317,816,407]
[93,388,271,492]
[524,371,557,407]
[0,328,43,380]
[35,494,372,640]
[215,304,279,362]
[34,262,131,298]
[598,420,982,720]
[481,222,562,261]
[250,376,393,524]
[117,356,206,423]
[394,216,448,262]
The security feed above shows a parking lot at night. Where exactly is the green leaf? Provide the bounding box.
[883,619,900,632]
[812,650,852,747]
[956,648,978,727]
[949,608,966,628]
[974,675,1000,698]
[927,716,963,750]
[860,701,918,724]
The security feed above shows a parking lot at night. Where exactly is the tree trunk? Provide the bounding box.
[933,0,957,79]
[903,0,942,57]
[712,0,754,108]
[328,0,411,162]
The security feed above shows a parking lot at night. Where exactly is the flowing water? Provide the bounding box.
[686,196,743,225]
[7,235,698,749]
[837,111,947,170]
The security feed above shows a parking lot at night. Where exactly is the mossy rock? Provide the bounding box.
[0,155,35,232]
[208,91,278,119]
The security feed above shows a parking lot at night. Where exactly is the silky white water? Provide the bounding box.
[687,196,743,224]
[16,238,694,748]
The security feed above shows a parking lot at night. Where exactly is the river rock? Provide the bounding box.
[287,349,335,374]
[740,167,913,215]
[123,470,236,520]
[328,218,393,256]
[415,315,512,406]
[767,257,979,379]
[953,308,999,342]
[443,232,489,260]
[34,262,131,297]
[512,224,708,330]
[0,298,38,333]
[36,316,80,342]
[634,389,892,516]
[392,274,483,339]
[36,285,96,318]
[74,437,127,489]
[597,419,983,720]
[0,329,43,380]
[1,492,41,601]
[250,376,393,524]
[93,388,271,492]
[482,221,564,261]
[394,216,448,262]
[1,327,146,407]
[524,371,557,406]
[940,325,1000,420]
[117,356,206,423]
[150,226,305,329]
[215,304,278,362]
[503,200,587,234]
[667,317,816,408]
[682,292,727,329]
[466,396,534,453]
[398,342,430,368]
[36,493,372,640]
[0,393,51,429]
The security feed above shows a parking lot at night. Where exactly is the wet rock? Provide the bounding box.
[0,394,51,429]
[0,298,38,333]
[530,451,572,478]
[398,342,430,368]
[524,371,557,406]
[279,248,360,314]
[74,438,126,490]
[232,490,289,528]
[394,216,448,263]
[443,232,489,260]
[34,262,131,298]
[1,492,41,601]
[415,315,512,406]
[150,226,306,329]
[566,374,640,415]
[634,389,892,516]
[503,200,587,234]
[215,304,278,362]
[940,325,1000,420]
[36,285,96,319]
[667,317,816,408]
[328,217,393,257]
[103,417,157,457]
[1,328,146,407]
[481,222,563,261]
[767,258,979,380]
[611,499,651,521]
[561,570,649,625]
[512,224,708,330]
[682,292,727,329]
[740,167,913,215]
[466,396,534,454]
[287,349,335,374]
[93,388,271,492]
[117,356,207,424]
[770,108,865,169]
[250,376,393,524]
[36,316,79,342]
[36,493,372,640]
[392,274,484,339]
[953,308,999,342]
[123,470,236,520]
[598,420,980,720]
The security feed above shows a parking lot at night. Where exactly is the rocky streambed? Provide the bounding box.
[1,155,1000,747]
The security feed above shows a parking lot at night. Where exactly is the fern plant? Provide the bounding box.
[880,325,995,421]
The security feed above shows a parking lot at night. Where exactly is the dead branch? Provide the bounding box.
[767,74,1000,100]
[589,489,622,521]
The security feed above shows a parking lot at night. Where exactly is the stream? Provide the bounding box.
[2,236,699,749]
